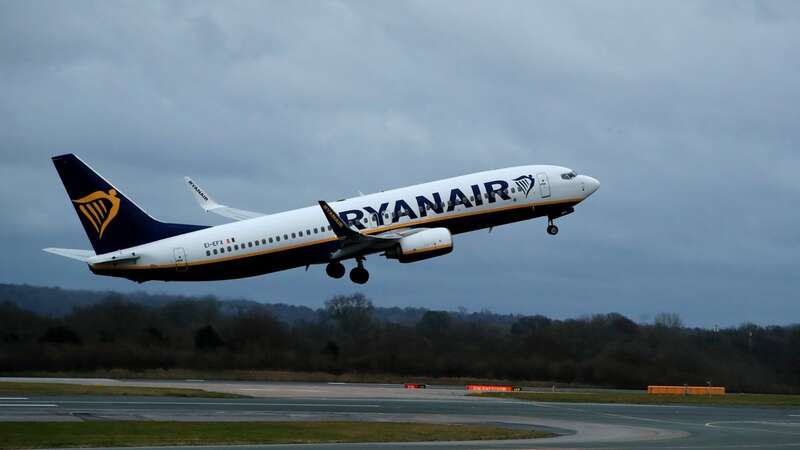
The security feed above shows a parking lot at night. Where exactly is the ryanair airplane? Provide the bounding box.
[45,154,599,284]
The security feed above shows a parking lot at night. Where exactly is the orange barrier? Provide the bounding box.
[648,385,725,395]
[404,383,427,389]
[466,385,519,392]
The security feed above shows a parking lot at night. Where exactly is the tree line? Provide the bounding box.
[1,292,799,393]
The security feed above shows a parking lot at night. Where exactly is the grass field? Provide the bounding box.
[0,421,553,448]
[474,390,800,407]
[0,381,242,398]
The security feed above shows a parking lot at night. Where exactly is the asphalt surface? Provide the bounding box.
[2,378,800,449]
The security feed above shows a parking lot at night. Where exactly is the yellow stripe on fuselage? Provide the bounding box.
[94,197,580,271]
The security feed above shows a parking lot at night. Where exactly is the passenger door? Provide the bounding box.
[173,247,188,272]
[536,172,551,198]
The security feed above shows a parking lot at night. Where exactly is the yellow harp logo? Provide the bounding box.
[72,189,121,239]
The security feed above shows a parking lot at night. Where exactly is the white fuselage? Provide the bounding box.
[89,165,598,282]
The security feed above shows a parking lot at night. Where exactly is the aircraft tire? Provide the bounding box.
[350,267,369,284]
[326,262,345,279]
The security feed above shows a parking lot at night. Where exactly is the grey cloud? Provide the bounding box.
[1,1,798,326]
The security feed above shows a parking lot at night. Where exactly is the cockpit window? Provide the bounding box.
[561,171,577,180]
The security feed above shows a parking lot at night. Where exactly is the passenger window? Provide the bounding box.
[511,188,515,193]
[284,234,288,240]
[248,242,253,248]
[470,195,474,201]
[269,237,273,243]
[276,236,280,242]
[306,229,311,235]
[254,240,259,246]
[298,231,303,237]
[292,232,296,238]
[234,245,239,250]
[206,250,211,256]
[327,226,332,231]
[314,228,318,233]
[213,249,218,255]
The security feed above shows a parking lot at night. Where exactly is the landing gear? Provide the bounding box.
[349,257,369,284]
[546,219,559,236]
[326,261,345,279]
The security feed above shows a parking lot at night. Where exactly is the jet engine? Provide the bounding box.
[385,227,453,263]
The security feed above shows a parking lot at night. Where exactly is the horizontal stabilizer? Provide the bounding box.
[43,248,95,262]
[185,177,263,221]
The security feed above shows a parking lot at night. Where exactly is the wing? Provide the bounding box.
[185,177,264,221]
[317,200,431,260]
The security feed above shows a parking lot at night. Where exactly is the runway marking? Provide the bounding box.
[519,400,702,428]
[707,420,800,428]
[0,403,57,407]
[0,397,28,400]
[50,401,380,408]
[238,388,322,392]
[705,421,800,436]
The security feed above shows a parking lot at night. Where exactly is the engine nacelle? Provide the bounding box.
[385,228,453,263]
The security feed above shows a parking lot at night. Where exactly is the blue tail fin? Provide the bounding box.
[52,154,208,254]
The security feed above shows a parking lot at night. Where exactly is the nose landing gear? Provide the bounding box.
[546,219,559,236]
[349,257,369,284]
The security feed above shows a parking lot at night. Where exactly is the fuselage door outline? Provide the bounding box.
[536,172,551,198]
[173,247,188,272]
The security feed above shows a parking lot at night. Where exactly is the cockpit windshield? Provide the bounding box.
[560,171,577,180]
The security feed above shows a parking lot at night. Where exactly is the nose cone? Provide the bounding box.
[581,175,600,197]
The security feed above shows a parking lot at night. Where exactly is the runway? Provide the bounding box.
[2,378,800,449]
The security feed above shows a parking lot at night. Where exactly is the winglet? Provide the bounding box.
[184,177,264,221]
[318,201,360,238]
[185,177,222,212]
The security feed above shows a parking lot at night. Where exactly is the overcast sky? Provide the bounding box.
[1,1,798,326]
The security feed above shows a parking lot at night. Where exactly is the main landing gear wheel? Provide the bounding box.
[547,220,559,235]
[326,261,345,279]
[350,258,369,284]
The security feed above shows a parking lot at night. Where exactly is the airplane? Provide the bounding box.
[44,154,599,284]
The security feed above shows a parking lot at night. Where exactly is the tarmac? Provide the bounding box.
[2,377,800,449]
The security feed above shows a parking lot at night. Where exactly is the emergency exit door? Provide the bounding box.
[173,247,188,272]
